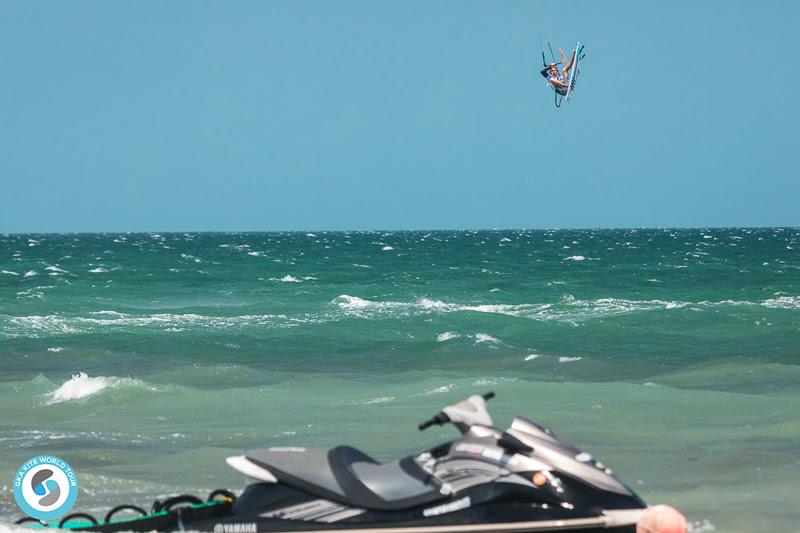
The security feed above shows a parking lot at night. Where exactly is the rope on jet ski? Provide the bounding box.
[15,489,236,529]
[207,489,236,503]
[14,517,47,526]
[151,494,203,513]
[103,504,148,523]
[58,514,99,528]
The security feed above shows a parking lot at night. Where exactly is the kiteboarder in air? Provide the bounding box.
[540,46,579,96]
[539,43,585,107]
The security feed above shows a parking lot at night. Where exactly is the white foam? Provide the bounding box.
[436,331,460,342]
[688,519,716,532]
[524,354,540,361]
[473,333,501,345]
[1,270,19,276]
[279,275,300,282]
[45,265,68,273]
[421,385,454,395]
[353,264,372,268]
[358,396,394,405]
[558,356,582,363]
[88,267,107,273]
[418,298,451,311]
[24,270,37,277]
[247,251,266,257]
[334,295,374,309]
[473,377,517,386]
[0,312,318,339]
[306,233,317,237]
[564,255,586,261]
[47,347,64,353]
[761,296,800,309]
[381,245,394,251]
[45,372,148,404]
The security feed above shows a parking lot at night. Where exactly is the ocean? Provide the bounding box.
[1,229,798,532]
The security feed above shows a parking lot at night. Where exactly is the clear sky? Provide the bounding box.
[1,0,797,232]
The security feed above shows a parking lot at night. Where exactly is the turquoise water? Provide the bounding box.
[1,229,798,532]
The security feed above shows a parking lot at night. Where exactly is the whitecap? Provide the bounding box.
[420,385,454,395]
[418,298,451,311]
[564,255,585,261]
[381,245,394,251]
[1,270,19,276]
[88,267,107,273]
[24,271,38,277]
[524,354,540,361]
[688,519,716,532]
[558,356,582,363]
[279,275,300,282]
[436,331,460,342]
[353,264,372,269]
[354,396,394,405]
[473,333,501,345]
[333,295,375,309]
[47,347,64,353]
[45,265,68,274]
[473,377,517,386]
[45,372,149,405]
[761,296,800,309]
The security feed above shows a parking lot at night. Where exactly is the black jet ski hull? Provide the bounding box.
[47,500,642,533]
[17,394,646,533]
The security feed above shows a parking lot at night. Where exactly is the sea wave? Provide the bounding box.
[0,312,319,338]
[328,292,800,324]
[436,331,460,342]
[473,333,501,345]
[761,296,800,309]
[2,292,797,339]
[331,294,689,322]
[45,372,154,405]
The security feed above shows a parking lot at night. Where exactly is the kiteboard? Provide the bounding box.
[563,42,581,103]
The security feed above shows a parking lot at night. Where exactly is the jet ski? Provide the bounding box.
[18,392,646,532]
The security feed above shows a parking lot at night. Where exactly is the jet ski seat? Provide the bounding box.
[245,446,447,511]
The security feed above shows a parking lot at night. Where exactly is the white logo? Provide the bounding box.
[13,455,79,520]
[214,523,257,533]
[423,496,471,517]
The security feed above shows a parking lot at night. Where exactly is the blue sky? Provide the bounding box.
[1,0,797,232]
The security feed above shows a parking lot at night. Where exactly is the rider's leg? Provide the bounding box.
[561,50,576,78]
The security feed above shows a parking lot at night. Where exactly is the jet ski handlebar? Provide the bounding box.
[418,391,495,431]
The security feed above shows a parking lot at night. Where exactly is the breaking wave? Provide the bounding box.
[45,372,154,405]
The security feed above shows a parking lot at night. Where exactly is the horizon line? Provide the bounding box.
[3,225,799,236]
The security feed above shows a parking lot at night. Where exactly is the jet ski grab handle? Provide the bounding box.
[418,392,495,431]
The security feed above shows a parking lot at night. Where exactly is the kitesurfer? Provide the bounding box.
[540,47,578,95]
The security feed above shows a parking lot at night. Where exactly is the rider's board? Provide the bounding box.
[563,42,581,103]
